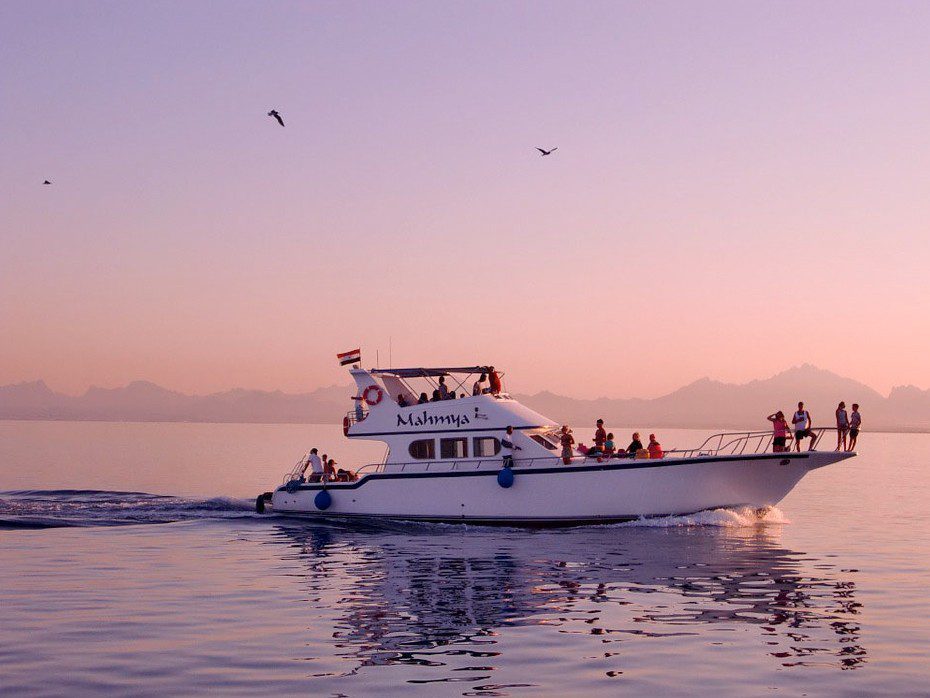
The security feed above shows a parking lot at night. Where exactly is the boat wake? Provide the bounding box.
[0,491,789,531]
[617,505,789,528]
[0,489,256,530]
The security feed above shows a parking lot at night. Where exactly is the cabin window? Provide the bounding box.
[409,439,435,460]
[472,437,500,457]
[440,438,468,459]
[530,434,557,450]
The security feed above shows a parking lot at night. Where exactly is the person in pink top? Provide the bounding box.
[767,410,790,452]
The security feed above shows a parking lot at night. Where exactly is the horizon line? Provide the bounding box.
[3,363,926,402]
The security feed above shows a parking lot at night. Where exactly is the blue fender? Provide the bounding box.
[497,467,515,488]
[314,489,332,510]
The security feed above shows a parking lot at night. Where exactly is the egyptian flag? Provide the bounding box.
[337,348,361,366]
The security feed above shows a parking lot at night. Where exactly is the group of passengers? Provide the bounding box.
[557,420,665,465]
[397,368,504,407]
[767,401,861,453]
[302,448,356,483]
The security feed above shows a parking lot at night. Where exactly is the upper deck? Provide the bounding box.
[346,366,557,439]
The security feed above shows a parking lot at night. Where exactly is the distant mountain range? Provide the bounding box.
[2,365,929,431]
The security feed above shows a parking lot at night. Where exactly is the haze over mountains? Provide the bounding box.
[2,365,929,432]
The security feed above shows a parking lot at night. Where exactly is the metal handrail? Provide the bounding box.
[285,427,845,485]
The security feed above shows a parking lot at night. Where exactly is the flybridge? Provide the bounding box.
[371,367,489,378]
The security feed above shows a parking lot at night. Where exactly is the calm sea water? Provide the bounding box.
[1,421,929,696]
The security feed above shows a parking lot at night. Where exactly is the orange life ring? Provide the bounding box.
[363,385,383,406]
[343,415,350,436]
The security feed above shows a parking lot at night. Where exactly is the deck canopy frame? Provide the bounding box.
[370,366,500,397]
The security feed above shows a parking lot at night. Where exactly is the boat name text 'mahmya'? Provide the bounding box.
[257,356,854,525]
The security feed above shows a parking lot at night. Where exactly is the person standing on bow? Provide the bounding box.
[767,411,790,452]
[835,401,849,451]
[501,425,521,468]
[792,402,815,451]
[848,404,862,451]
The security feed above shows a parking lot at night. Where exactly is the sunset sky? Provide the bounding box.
[3,1,930,400]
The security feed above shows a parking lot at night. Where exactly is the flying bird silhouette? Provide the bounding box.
[536,147,557,156]
[42,180,51,185]
[267,109,285,127]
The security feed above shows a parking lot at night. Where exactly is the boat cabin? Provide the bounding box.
[346,366,560,473]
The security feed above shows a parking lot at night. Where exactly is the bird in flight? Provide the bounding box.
[536,147,557,156]
[42,180,51,185]
[267,109,285,127]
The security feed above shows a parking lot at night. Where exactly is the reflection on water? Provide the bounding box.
[272,521,866,687]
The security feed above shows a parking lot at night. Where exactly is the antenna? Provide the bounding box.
[389,336,393,368]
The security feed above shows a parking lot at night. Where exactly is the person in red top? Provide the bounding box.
[647,434,664,459]
[593,419,607,453]
[488,366,502,395]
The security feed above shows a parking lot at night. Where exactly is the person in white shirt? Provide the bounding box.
[501,425,521,468]
[848,404,862,452]
[835,401,849,451]
[792,401,815,451]
[307,448,323,482]
[473,373,487,396]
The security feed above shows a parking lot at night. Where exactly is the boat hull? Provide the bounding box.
[270,450,851,525]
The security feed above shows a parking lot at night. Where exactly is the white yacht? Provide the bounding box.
[257,365,854,525]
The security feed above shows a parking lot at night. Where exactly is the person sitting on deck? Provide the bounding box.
[488,366,502,395]
[418,392,429,404]
[473,373,487,395]
[604,433,615,456]
[431,389,442,402]
[438,376,451,400]
[323,458,337,482]
[647,434,664,459]
[397,393,409,408]
[560,425,575,465]
[626,432,644,456]
[767,410,790,452]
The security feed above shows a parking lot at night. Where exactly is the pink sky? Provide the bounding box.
[3,1,930,400]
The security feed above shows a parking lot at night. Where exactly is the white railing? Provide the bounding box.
[665,427,840,458]
[286,427,844,486]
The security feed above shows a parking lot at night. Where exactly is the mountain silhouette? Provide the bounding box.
[517,365,894,430]
[0,365,927,431]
